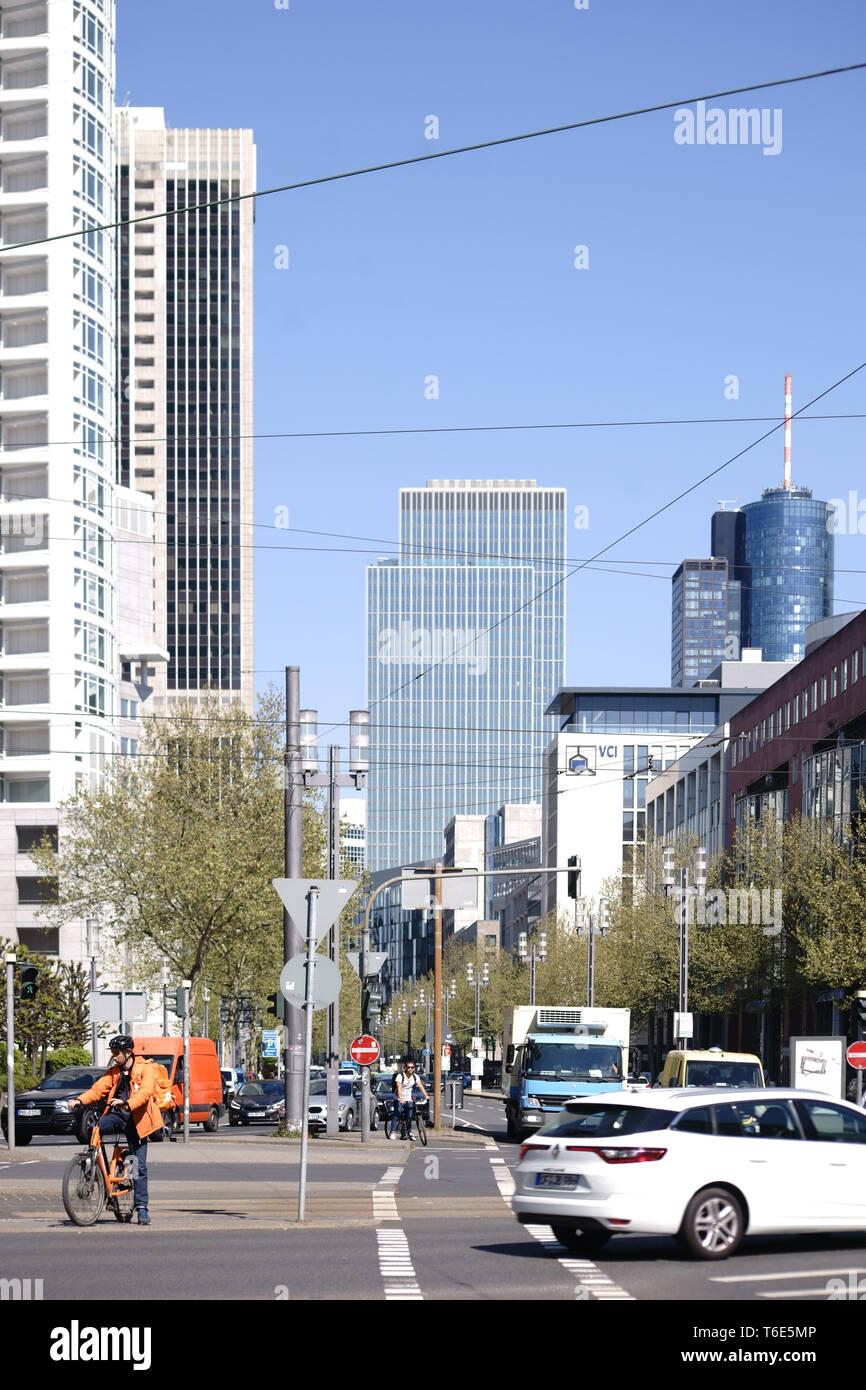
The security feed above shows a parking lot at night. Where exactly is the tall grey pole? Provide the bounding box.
[326,743,340,1138]
[5,955,15,1151]
[680,867,689,1023]
[203,987,210,1041]
[90,956,98,1064]
[182,981,191,1144]
[161,958,169,1037]
[298,887,318,1221]
[587,917,596,1008]
[360,900,370,1143]
[529,946,536,1008]
[285,666,305,1129]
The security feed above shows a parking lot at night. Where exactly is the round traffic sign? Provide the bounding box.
[847,1041,866,1070]
[350,1034,380,1066]
[280,953,341,1011]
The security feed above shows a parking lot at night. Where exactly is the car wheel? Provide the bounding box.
[677,1186,744,1260]
[369,1106,378,1131]
[202,1107,219,1133]
[344,1110,355,1132]
[506,1108,516,1141]
[10,1131,33,1147]
[75,1107,98,1145]
[229,1116,238,1127]
[551,1224,611,1255]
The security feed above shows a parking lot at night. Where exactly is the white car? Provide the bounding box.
[512,1087,866,1260]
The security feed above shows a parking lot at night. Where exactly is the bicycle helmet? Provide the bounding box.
[108,1035,134,1053]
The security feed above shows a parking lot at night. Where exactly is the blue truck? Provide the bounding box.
[502,1005,631,1140]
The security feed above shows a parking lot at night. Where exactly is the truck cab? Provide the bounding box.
[502,1006,630,1140]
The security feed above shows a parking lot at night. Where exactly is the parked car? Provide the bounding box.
[659,1048,765,1089]
[1,1066,105,1145]
[513,1087,866,1260]
[308,1078,378,1133]
[228,1079,286,1126]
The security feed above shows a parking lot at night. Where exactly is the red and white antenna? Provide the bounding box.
[783,373,792,489]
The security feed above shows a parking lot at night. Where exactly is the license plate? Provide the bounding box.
[249,1111,266,1118]
[535,1172,580,1190]
[17,1109,38,1116]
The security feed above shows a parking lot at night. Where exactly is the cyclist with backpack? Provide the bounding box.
[389,1058,429,1140]
[68,1036,163,1226]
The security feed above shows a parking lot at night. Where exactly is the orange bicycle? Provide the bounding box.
[62,1105,137,1226]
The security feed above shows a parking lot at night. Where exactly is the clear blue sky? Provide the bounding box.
[117,0,866,733]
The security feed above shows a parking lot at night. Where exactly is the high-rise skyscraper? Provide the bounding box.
[671,558,740,686]
[0,0,140,956]
[673,380,834,679]
[366,479,566,871]
[115,108,255,710]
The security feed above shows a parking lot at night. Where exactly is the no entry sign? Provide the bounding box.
[350,1034,380,1066]
[846,1041,866,1070]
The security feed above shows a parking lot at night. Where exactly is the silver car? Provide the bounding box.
[308,1078,379,1132]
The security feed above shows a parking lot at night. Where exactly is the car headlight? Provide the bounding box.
[523,1095,541,1108]
[338,1104,346,1112]
[55,1101,70,1112]
[230,1101,240,1109]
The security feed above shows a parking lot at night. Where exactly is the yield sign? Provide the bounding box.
[272,878,358,943]
[350,1035,380,1066]
[346,951,388,979]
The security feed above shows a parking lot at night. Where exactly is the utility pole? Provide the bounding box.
[202,985,210,1041]
[161,957,169,1038]
[5,953,16,1151]
[518,930,547,1007]
[663,845,706,1044]
[433,865,443,1129]
[300,712,368,1136]
[284,666,305,1129]
[87,921,100,1063]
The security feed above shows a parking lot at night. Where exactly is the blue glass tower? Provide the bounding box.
[740,487,834,662]
[367,480,566,871]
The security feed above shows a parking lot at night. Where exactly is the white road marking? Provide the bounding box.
[376,1229,422,1301]
[710,1267,866,1283]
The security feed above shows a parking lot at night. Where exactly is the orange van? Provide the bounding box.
[133,1036,224,1132]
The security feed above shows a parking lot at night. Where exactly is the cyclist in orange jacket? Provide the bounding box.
[69,1035,163,1225]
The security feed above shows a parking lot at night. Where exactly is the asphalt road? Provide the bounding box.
[2,1094,865,1315]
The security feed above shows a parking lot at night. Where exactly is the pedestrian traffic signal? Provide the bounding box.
[267,991,286,1022]
[166,985,189,1017]
[567,855,580,899]
[20,965,39,1001]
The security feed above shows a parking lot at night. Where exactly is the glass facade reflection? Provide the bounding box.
[671,559,738,685]
[367,480,566,870]
[740,487,834,663]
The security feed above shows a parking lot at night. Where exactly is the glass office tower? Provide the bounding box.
[671,559,740,685]
[740,487,833,663]
[367,480,566,871]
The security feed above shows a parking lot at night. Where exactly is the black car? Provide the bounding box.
[1,1066,104,1145]
[228,1079,286,1126]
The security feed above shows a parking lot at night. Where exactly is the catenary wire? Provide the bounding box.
[6,63,865,254]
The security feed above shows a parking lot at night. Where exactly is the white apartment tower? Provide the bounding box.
[0,0,144,957]
[115,108,255,712]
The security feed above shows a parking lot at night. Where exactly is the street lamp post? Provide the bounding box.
[518,930,547,1007]
[662,844,707,1044]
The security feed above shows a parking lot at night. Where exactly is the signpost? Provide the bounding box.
[350,1035,379,1142]
[847,1040,866,1106]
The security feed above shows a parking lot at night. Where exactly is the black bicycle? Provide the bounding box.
[393,1098,428,1146]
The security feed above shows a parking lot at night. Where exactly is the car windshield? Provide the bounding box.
[39,1068,100,1090]
[524,1042,622,1081]
[238,1082,283,1098]
[539,1103,674,1137]
[339,1082,355,1097]
[309,1081,328,1096]
[684,1061,763,1088]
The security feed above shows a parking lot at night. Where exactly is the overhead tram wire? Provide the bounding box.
[3,64,864,256]
[315,359,866,744]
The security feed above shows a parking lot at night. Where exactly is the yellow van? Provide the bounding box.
[660,1048,765,1089]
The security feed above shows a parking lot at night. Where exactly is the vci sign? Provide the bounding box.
[598,746,618,759]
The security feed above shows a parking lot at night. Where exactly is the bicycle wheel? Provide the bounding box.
[62,1153,106,1227]
[109,1151,136,1223]
[413,1108,428,1147]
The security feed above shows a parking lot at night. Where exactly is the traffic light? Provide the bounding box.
[166,985,189,1017]
[20,965,39,1001]
[856,992,866,1040]
[567,855,580,899]
[266,991,285,1022]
